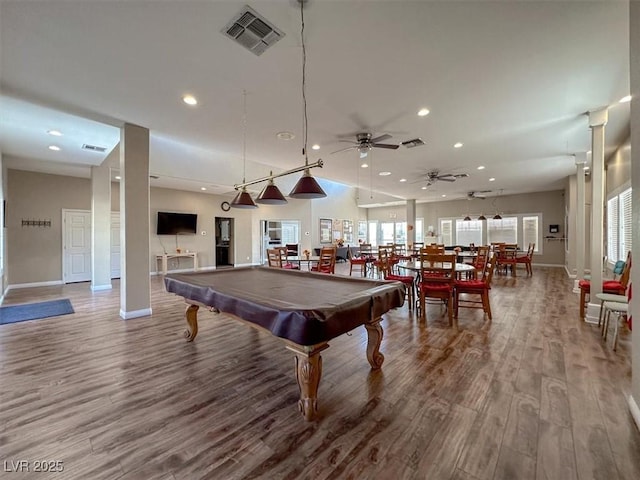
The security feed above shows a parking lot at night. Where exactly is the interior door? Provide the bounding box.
[63,209,92,283]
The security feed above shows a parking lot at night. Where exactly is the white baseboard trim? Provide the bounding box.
[629,395,640,432]
[120,307,152,319]
[565,265,576,279]
[91,284,113,291]
[531,263,565,268]
[7,280,64,290]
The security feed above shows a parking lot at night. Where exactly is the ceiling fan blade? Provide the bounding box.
[370,133,392,143]
[331,145,357,155]
[437,176,457,182]
[372,143,399,150]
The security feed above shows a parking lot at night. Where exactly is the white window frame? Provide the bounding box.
[607,183,632,264]
[415,218,424,243]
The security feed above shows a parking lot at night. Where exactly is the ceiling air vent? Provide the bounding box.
[222,5,285,56]
[402,138,425,149]
[82,144,107,153]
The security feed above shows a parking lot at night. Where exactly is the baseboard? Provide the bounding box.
[531,263,565,268]
[565,265,576,279]
[7,280,64,290]
[629,395,640,433]
[120,307,152,319]
[91,284,113,291]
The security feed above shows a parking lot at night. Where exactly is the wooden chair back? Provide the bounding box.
[418,252,457,285]
[425,244,445,254]
[315,246,337,274]
[266,248,282,268]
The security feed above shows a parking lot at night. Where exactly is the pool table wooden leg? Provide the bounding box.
[184,304,199,341]
[364,318,385,369]
[288,343,328,421]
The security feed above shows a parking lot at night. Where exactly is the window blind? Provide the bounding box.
[621,187,632,258]
[607,196,619,261]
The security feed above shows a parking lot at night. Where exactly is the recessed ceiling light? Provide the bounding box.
[417,108,430,117]
[489,177,495,182]
[619,95,632,103]
[182,94,198,106]
[379,171,391,176]
[114,176,121,180]
[453,142,463,148]
[477,165,485,170]
[48,145,61,151]
[276,131,295,140]
[311,144,320,150]
[201,187,207,191]
[47,129,63,137]
[441,194,447,197]
[421,186,427,190]
[399,178,407,182]
[361,163,369,168]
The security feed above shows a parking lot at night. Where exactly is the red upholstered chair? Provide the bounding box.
[496,244,518,276]
[377,247,414,310]
[276,247,300,270]
[472,245,490,277]
[578,251,631,318]
[311,246,336,274]
[454,257,495,320]
[418,251,457,327]
[516,243,535,275]
[347,246,368,276]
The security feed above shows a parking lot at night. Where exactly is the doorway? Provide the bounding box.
[215,217,234,267]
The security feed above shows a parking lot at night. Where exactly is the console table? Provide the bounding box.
[156,252,198,274]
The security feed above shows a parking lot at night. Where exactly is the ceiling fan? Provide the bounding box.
[331,133,400,158]
[416,170,469,186]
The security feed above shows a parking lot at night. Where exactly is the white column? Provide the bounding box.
[627,0,640,430]
[573,152,587,293]
[91,145,118,291]
[585,108,607,323]
[119,123,151,319]
[406,199,416,247]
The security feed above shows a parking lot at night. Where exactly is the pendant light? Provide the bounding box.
[231,90,257,209]
[492,190,502,219]
[256,172,288,205]
[478,214,487,221]
[289,0,327,199]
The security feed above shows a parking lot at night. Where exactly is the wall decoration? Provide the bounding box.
[319,218,332,243]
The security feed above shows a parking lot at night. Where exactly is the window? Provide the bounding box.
[368,221,378,246]
[380,222,395,245]
[415,218,424,243]
[487,217,517,245]
[608,187,632,262]
[522,216,539,252]
[280,221,299,245]
[440,219,453,246]
[395,222,407,244]
[455,219,483,246]
[358,220,367,243]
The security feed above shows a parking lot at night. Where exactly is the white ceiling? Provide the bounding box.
[0,0,631,206]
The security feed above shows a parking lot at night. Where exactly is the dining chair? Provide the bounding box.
[454,256,495,320]
[276,247,300,270]
[377,247,414,310]
[472,245,490,274]
[347,245,368,277]
[311,246,336,274]
[496,244,518,276]
[373,245,395,277]
[266,248,282,268]
[285,243,299,256]
[418,251,457,327]
[578,251,631,318]
[601,300,629,350]
[516,243,535,275]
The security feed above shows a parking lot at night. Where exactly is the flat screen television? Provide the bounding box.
[156,212,198,235]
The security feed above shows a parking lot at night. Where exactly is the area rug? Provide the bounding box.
[0,299,74,325]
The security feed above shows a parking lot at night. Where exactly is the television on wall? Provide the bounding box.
[156,212,198,235]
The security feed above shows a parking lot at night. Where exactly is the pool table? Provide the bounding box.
[164,266,405,420]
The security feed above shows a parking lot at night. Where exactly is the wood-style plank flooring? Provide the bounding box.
[1,263,639,480]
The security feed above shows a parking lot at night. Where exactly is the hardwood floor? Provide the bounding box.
[1,264,639,480]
